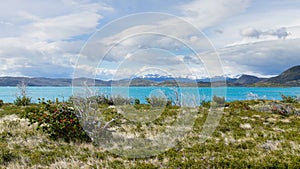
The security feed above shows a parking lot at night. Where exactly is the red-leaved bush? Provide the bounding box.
[23,102,91,142]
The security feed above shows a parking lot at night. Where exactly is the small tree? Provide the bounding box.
[14,80,31,106]
[169,87,181,106]
[71,83,119,143]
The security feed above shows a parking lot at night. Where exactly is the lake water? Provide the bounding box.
[0,86,300,104]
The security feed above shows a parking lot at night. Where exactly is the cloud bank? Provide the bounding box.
[0,0,299,79]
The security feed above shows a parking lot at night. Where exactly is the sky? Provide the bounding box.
[0,0,299,80]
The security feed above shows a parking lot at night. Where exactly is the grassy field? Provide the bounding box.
[0,99,299,168]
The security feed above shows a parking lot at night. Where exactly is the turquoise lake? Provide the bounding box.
[1,87,300,104]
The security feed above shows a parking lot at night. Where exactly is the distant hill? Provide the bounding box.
[0,77,72,86]
[265,65,300,83]
[111,78,156,86]
[255,65,300,86]
[232,75,265,86]
[0,65,299,87]
[0,77,110,87]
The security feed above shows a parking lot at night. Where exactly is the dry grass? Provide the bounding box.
[1,100,300,168]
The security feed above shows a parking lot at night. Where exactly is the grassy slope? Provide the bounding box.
[0,101,299,168]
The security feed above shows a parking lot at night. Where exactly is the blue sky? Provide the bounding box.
[0,0,299,79]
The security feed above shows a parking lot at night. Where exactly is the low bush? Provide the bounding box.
[146,96,171,107]
[134,98,140,105]
[212,95,225,105]
[112,96,131,105]
[23,103,91,142]
[0,147,18,166]
[72,95,132,106]
[14,96,31,106]
[0,99,3,108]
[94,95,114,105]
[281,94,298,103]
[201,100,211,108]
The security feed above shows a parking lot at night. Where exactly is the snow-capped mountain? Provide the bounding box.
[135,73,240,83]
[134,74,196,83]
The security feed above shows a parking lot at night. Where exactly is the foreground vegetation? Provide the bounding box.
[0,96,299,168]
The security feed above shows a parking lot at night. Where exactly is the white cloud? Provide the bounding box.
[218,38,300,76]
[204,0,300,48]
[79,13,218,66]
[0,0,113,78]
[27,12,102,41]
[240,27,261,39]
[179,0,250,28]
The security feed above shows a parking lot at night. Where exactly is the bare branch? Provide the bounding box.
[103,118,116,129]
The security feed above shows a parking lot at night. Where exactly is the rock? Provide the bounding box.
[280,119,291,123]
[251,102,299,116]
[266,118,276,123]
[240,123,252,130]
[271,103,295,115]
[108,105,116,109]
[261,140,280,151]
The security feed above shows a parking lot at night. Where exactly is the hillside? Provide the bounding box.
[255,65,300,86]
[232,75,265,86]
[268,65,300,83]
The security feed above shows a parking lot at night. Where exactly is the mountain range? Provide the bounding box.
[0,65,299,87]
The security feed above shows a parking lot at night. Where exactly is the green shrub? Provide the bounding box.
[23,103,91,142]
[228,101,250,111]
[281,94,298,103]
[213,95,225,104]
[112,95,131,105]
[70,95,113,106]
[14,96,31,106]
[146,96,167,107]
[0,147,17,165]
[95,95,114,105]
[134,98,140,105]
[201,100,211,108]
[133,162,157,169]
[80,95,131,105]
[0,99,3,108]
